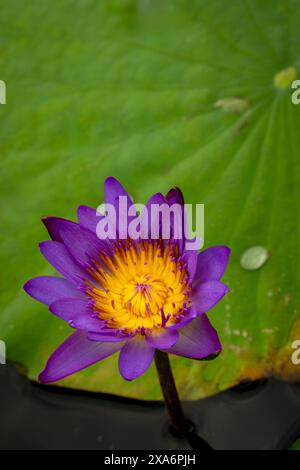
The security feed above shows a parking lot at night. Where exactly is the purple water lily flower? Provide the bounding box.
[24,177,230,382]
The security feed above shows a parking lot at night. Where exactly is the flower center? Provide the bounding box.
[86,240,191,333]
[122,276,169,318]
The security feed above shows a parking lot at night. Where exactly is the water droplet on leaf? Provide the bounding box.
[214,96,250,113]
[240,246,269,271]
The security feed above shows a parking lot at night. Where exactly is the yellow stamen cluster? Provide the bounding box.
[86,240,191,333]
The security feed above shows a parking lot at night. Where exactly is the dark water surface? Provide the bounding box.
[1,365,300,450]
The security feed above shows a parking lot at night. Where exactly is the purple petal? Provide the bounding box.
[49,299,91,322]
[24,276,84,306]
[192,280,229,314]
[39,241,91,285]
[42,216,74,243]
[69,314,107,332]
[165,314,221,359]
[194,246,231,284]
[183,249,198,280]
[104,176,134,208]
[56,219,110,268]
[88,331,131,342]
[166,187,185,252]
[104,177,135,239]
[166,187,184,206]
[39,331,124,383]
[118,337,154,381]
[168,306,198,330]
[146,328,179,349]
[77,205,104,234]
[140,193,166,239]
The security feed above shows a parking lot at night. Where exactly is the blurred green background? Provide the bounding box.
[0,0,299,400]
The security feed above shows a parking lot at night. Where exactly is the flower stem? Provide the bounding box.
[154,350,186,436]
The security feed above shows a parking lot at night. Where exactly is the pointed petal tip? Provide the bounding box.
[104,176,126,193]
[38,331,123,384]
[222,245,231,260]
[23,279,32,295]
[77,204,97,217]
[209,245,231,262]
[38,240,48,251]
[119,371,135,382]
[38,369,49,384]
[200,348,222,361]
[105,175,119,184]
[166,186,184,204]
[38,368,67,384]
[167,314,221,360]
[221,282,230,296]
[41,216,76,242]
[219,245,231,254]
[41,215,56,226]
[41,215,54,223]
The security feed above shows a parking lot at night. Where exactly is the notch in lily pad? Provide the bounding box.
[240,246,270,271]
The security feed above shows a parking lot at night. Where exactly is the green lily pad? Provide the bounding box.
[0,0,300,400]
